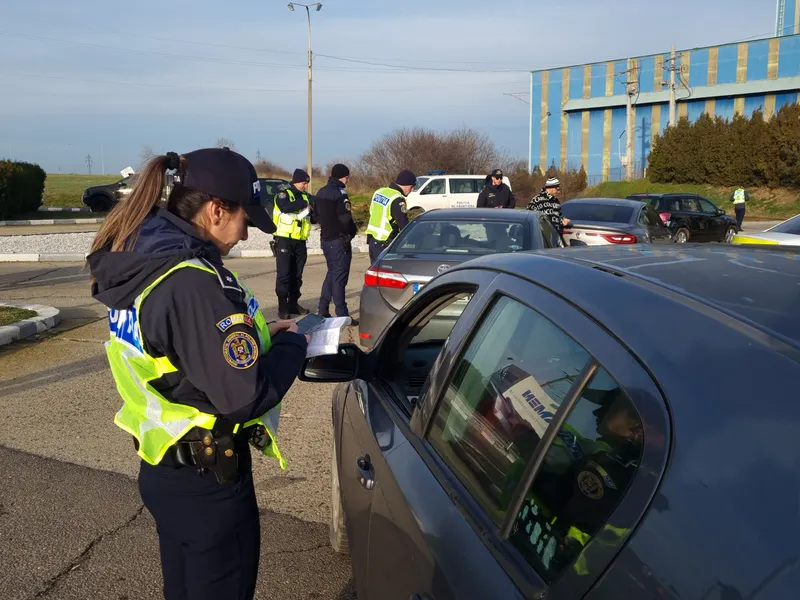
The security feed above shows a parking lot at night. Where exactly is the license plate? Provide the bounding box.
[413,283,424,294]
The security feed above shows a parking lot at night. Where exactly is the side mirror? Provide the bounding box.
[299,343,362,383]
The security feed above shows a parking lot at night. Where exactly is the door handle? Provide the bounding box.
[356,455,375,490]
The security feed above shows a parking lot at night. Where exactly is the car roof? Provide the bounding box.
[564,197,646,208]
[627,193,689,199]
[459,244,800,352]
[416,208,536,222]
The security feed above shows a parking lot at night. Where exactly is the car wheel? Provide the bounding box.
[329,437,349,554]
[674,228,690,243]
[408,207,424,220]
[87,194,111,212]
[723,226,737,243]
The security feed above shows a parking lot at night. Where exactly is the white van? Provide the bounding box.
[405,173,513,215]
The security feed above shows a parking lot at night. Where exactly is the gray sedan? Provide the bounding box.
[560,198,672,246]
[358,208,564,349]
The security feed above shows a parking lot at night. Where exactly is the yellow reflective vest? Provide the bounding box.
[366,186,404,242]
[272,188,311,241]
[104,258,287,468]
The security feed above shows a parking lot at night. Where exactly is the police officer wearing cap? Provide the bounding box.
[273,168,313,319]
[365,169,416,263]
[314,163,358,323]
[477,168,516,209]
[87,148,309,600]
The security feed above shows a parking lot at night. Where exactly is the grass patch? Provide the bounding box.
[0,306,37,326]
[44,174,119,208]
[578,179,800,220]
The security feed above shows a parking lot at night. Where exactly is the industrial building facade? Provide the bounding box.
[528,30,800,184]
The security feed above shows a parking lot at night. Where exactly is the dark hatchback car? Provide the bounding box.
[82,174,139,212]
[302,244,800,600]
[627,193,738,243]
[358,208,564,349]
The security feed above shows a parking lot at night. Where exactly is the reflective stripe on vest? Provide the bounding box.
[366,187,403,242]
[733,189,746,204]
[272,189,311,240]
[105,258,287,469]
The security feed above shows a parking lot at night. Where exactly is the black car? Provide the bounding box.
[82,175,139,212]
[301,244,800,600]
[358,208,564,349]
[626,193,738,243]
[560,198,672,246]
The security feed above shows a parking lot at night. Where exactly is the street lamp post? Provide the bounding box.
[288,2,321,191]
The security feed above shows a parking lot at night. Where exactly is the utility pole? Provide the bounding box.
[668,45,677,127]
[101,147,105,175]
[617,62,637,181]
[86,153,93,175]
[288,2,322,191]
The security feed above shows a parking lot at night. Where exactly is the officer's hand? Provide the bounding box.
[269,320,298,337]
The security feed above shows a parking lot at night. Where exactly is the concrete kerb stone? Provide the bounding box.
[38,206,91,212]
[0,301,62,346]
[0,218,105,226]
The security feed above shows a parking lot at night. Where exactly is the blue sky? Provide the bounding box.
[0,0,775,175]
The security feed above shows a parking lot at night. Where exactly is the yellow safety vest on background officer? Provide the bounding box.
[366,169,417,263]
[731,186,749,231]
[273,169,314,319]
[106,257,287,469]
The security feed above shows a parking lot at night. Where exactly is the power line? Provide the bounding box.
[315,53,530,73]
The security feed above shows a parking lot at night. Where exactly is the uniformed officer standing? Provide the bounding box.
[86,148,309,600]
[314,163,358,324]
[477,168,516,208]
[273,168,313,319]
[365,169,416,262]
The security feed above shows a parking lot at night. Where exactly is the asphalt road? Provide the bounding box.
[0,255,370,600]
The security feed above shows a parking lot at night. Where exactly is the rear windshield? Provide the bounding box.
[771,214,800,235]
[392,220,527,255]
[561,202,635,224]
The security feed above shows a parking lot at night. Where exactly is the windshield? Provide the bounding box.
[561,202,635,224]
[770,214,800,235]
[391,219,527,255]
[413,177,429,191]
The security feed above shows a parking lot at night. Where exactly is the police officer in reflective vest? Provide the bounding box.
[315,163,358,323]
[730,186,749,231]
[366,169,416,263]
[273,168,313,319]
[87,148,309,600]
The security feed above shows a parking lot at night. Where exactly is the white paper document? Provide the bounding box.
[305,316,351,357]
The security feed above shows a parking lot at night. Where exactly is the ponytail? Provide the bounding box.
[89,153,184,254]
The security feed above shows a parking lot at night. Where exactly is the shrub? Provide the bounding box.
[0,161,46,220]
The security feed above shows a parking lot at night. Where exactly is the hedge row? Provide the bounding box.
[648,103,800,187]
[0,161,46,220]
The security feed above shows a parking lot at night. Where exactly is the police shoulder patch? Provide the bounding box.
[344,200,352,212]
[216,313,254,332]
[398,201,407,213]
[223,331,259,369]
[577,470,604,500]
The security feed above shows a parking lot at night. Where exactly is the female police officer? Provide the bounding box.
[87,147,308,600]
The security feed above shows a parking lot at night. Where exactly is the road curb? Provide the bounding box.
[0,301,62,346]
[0,218,105,226]
[38,207,91,212]
[0,246,371,262]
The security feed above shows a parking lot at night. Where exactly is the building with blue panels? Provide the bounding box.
[529,28,800,184]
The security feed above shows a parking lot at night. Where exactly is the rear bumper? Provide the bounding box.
[358,286,398,350]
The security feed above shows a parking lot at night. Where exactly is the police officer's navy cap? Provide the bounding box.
[395,169,417,186]
[491,168,503,178]
[292,168,310,184]
[331,163,350,179]
[180,147,276,234]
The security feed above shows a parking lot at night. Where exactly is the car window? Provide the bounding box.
[539,218,562,249]
[644,208,663,227]
[771,214,800,235]
[561,203,635,224]
[413,176,429,191]
[450,179,479,194]
[393,220,527,255]
[665,197,682,212]
[697,198,718,215]
[680,197,701,213]
[421,178,446,195]
[509,368,643,583]
[637,208,647,226]
[426,295,592,525]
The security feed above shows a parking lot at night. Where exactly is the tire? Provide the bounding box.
[674,228,690,244]
[408,207,425,220]
[723,226,737,243]
[329,438,349,554]
[86,194,111,212]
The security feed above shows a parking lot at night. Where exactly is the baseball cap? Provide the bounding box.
[181,147,276,234]
[491,169,503,178]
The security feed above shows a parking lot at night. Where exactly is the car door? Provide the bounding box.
[449,178,482,208]
[680,196,709,241]
[539,216,565,248]
[640,206,672,243]
[696,197,726,241]
[417,177,448,211]
[356,270,670,600]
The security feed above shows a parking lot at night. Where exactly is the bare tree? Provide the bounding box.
[216,137,236,150]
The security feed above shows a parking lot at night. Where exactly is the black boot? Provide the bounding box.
[277,295,290,320]
[289,297,309,316]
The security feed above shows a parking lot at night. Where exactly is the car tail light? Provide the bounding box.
[600,234,637,244]
[359,332,371,339]
[364,267,408,289]
[659,212,671,224]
